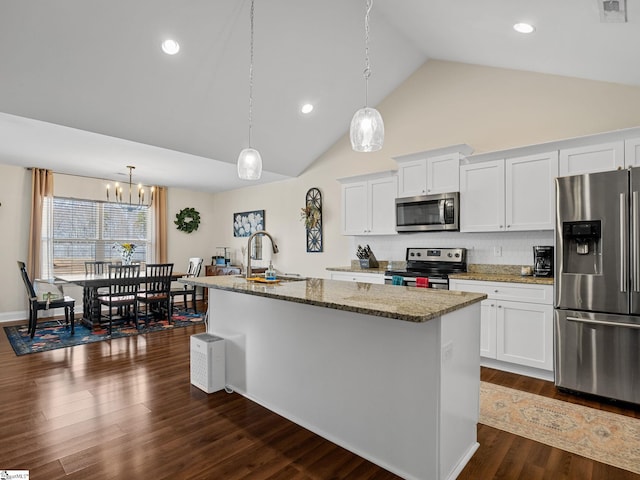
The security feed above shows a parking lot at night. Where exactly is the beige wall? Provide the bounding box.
[3,59,640,319]
[207,60,640,278]
[0,164,32,317]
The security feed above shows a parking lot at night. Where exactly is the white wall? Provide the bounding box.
[4,59,640,318]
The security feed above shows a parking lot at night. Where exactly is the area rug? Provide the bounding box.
[4,310,204,356]
[480,381,640,474]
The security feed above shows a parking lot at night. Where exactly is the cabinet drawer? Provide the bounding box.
[330,272,385,285]
[449,280,553,305]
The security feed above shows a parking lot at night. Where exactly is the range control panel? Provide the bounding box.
[406,247,466,263]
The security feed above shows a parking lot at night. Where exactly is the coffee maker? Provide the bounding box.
[533,246,554,277]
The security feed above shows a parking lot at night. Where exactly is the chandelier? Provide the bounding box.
[237,0,263,180]
[350,0,384,153]
[106,165,154,207]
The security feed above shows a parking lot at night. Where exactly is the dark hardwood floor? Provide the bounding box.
[1,306,639,479]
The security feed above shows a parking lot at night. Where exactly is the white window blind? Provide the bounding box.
[51,197,150,274]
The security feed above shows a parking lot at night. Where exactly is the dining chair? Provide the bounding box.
[97,264,141,334]
[84,261,112,274]
[170,257,203,313]
[17,261,76,339]
[84,261,112,319]
[138,263,174,324]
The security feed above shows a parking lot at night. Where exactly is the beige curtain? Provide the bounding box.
[27,168,53,280]
[153,186,168,263]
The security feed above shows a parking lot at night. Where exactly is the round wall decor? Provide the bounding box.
[175,207,201,233]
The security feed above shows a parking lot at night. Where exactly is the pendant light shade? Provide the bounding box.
[237,147,263,180]
[237,0,262,180]
[350,106,384,152]
[350,0,384,153]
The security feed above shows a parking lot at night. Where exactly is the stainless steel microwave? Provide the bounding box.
[395,192,459,232]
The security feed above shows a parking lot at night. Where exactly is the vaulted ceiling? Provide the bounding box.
[1,0,638,192]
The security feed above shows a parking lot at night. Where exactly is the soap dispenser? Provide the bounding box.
[265,261,276,281]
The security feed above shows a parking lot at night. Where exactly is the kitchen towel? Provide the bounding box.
[392,275,404,286]
[416,277,429,288]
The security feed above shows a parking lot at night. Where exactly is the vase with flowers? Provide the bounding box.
[113,242,136,265]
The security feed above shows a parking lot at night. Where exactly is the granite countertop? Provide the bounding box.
[180,275,486,323]
[448,272,554,285]
[326,262,554,285]
[451,264,554,285]
[325,266,388,274]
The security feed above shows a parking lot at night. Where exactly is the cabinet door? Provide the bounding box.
[341,181,368,235]
[459,160,505,232]
[625,138,640,167]
[496,301,553,371]
[427,153,460,194]
[397,160,427,197]
[505,152,558,231]
[559,141,624,176]
[368,175,398,235]
[480,299,497,359]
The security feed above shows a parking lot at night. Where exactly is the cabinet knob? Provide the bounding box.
[499,225,504,229]
[494,289,499,293]
[498,305,502,308]
[490,303,495,307]
[506,225,511,228]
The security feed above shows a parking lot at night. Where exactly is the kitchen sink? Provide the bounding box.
[236,275,307,283]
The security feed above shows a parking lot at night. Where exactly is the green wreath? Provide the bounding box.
[174,207,201,233]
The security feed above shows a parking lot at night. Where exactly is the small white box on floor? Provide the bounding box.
[190,333,225,393]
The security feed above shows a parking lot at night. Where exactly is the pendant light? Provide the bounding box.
[350,0,384,153]
[237,0,263,180]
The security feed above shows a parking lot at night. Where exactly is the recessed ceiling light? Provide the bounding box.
[513,23,535,34]
[161,39,180,55]
[301,103,314,114]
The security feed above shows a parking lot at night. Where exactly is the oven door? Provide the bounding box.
[384,276,449,289]
[395,192,459,232]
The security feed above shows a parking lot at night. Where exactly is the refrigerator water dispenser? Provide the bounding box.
[561,221,602,274]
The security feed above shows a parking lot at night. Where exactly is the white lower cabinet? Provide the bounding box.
[449,279,554,376]
[329,271,385,285]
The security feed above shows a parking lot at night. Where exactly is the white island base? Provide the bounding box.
[207,288,481,480]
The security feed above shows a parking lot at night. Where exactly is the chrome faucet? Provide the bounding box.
[246,230,279,278]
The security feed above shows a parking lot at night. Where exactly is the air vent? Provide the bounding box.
[599,0,627,22]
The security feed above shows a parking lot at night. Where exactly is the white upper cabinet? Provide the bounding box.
[625,138,640,167]
[396,159,428,197]
[559,141,624,176]
[426,154,461,194]
[339,172,398,236]
[460,152,558,232]
[505,152,559,231]
[341,181,368,235]
[460,160,505,232]
[394,144,473,198]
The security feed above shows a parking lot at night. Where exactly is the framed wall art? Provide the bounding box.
[233,209,265,237]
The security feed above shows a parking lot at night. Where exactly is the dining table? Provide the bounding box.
[55,270,185,328]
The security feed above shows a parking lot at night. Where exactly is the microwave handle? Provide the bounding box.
[439,199,445,224]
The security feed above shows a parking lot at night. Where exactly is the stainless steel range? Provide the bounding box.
[384,247,467,289]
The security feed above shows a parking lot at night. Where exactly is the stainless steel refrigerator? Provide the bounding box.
[555,168,640,404]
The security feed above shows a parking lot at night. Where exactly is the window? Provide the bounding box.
[50,197,150,274]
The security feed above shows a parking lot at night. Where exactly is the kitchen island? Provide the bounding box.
[180,275,486,480]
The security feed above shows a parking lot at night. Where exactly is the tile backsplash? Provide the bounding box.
[349,230,554,268]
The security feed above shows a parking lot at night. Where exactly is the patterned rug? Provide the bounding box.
[480,381,640,475]
[4,310,204,356]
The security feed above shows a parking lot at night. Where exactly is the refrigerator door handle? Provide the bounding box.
[567,316,640,330]
[621,193,628,293]
[634,191,639,292]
